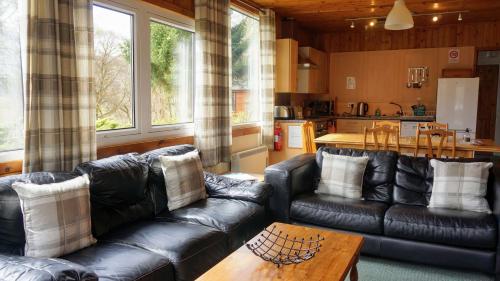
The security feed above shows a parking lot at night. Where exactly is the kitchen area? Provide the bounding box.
[269,36,497,163]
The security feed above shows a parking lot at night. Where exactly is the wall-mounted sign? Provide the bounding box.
[346,76,356,90]
[448,48,460,64]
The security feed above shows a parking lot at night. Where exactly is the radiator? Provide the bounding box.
[231,146,269,175]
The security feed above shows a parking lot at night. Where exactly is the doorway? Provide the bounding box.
[476,51,500,143]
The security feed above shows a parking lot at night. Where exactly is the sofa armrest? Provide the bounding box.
[264,154,318,222]
[204,173,271,205]
[0,255,97,281]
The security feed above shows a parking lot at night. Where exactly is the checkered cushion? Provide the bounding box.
[316,152,369,199]
[159,150,206,211]
[12,175,96,258]
[429,160,493,213]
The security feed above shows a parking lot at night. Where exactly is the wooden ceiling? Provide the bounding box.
[251,0,500,32]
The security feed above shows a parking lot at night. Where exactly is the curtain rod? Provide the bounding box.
[233,0,265,13]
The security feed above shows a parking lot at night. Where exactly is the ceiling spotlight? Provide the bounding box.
[350,21,355,28]
[432,15,439,22]
[458,13,463,21]
[369,20,377,27]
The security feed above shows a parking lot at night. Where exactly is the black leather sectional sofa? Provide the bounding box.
[0,145,271,281]
[265,147,500,279]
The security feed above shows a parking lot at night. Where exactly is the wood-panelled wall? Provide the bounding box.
[317,20,500,52]
[142,0,194,17]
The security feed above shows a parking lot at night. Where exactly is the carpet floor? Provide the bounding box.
[355,256,493,281]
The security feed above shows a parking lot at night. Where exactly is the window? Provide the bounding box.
[0,0,24,153]
[150,20,194,126]
[230,9,260,125]
[93,5,134,131]
[94,0,195,146]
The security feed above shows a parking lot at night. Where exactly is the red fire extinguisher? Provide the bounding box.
[274,124,283,151]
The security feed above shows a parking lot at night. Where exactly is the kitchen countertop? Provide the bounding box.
[334,115,436,122]
[275,115,436,123]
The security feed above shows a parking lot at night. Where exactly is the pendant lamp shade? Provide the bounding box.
[384,0,414,30]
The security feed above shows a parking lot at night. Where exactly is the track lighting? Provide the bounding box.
[458,13,463,21]
[350,21,355,28]
[432,16,439,22]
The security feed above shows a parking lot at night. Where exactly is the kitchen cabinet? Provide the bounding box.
[276,39,298,93]
[336,119,373,134]
[297,47,328,94]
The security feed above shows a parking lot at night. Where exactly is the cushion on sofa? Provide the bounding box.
[316,147,398,203]
[12,175,96,258]
[384,204,497,250]
[290,193,389,234]
[100,221,227,281]
[0,172,78,255]
[204,173,271,205]
[0,254,97,281]
[63,242,174,281]
[74,154,154,237]
[159,150,206,211]
[393,156,434,206]
[141,145,198,214]
[156,198,267,250]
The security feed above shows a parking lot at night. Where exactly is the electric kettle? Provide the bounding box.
[357,102,368,116]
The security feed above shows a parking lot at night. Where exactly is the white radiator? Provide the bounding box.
[231,146,269,175]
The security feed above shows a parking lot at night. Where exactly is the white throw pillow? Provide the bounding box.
[429,160,493,213]
[12,174,96,258]
[316,152,369,199]
[159,150,206,211]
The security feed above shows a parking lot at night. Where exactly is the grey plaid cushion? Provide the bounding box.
[429,160,493,213]
[159,150,206,211]
[316,152,369,199]
[12,175,96,258]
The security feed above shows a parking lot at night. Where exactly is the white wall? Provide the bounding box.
[477,51,500,145]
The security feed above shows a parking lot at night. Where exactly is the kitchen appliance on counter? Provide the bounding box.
[274,106,294,120]
[436,78,479,139]
[356,102,368,116]
[310,101,334,116]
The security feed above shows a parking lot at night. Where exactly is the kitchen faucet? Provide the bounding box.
[390,102,405,116]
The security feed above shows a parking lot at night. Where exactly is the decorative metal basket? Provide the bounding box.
[246,225,325,268]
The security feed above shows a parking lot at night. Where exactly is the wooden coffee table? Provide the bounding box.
[196,222,364,281]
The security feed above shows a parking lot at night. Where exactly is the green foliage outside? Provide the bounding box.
[232,15,250,89]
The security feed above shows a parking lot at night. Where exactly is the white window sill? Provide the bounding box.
[0,150,23,162]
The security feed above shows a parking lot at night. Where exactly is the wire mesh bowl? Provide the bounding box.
[246,225,325,268]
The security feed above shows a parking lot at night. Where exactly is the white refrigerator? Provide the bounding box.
[436,78,480,140]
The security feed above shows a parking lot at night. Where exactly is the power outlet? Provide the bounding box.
[347,102,355,108]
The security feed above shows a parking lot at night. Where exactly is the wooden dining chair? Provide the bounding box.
[363,126,400,152]
[302,121,317,153]
[373,120,401,131]
[415,128,456,158]
[417,122,448,131]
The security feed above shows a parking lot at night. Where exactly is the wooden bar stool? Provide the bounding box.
[302,121,317,153]
[363,126,400,152]
[415,128,456,158]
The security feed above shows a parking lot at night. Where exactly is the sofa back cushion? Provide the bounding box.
[74,153,153,237]
[394,156,497,207]
[140,144,198,214]
[0,172,78,255]
[316,147,398,203]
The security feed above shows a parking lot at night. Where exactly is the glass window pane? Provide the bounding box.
[231,9,260,124]
[150,21,194,126]
[93,5,134,131]
[0,0,24,152]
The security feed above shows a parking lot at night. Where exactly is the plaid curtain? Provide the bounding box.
[194,0,231,167]
[259,9,276,149]
[24,0,96,172]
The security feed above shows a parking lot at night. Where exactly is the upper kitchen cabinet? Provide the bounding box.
[297,47,329,94]
[276,38,298,93]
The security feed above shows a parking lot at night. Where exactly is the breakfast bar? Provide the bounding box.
[315,133,500,158]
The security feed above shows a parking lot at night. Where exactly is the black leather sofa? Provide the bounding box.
[0,145,271,281]
[265,147,500,279]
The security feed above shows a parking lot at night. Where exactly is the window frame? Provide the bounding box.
[229,6,262,129]
[95,0,195,147]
